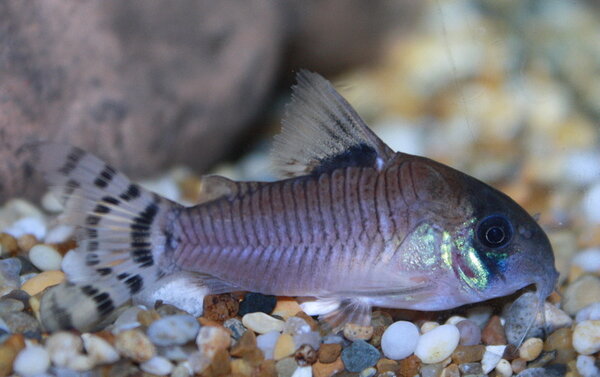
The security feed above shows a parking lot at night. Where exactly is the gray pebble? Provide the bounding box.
[50,367,96,377]
[155,303,190,317]
[420,363,443,377]
[0,298,25,313]
[1,311,41,339]
[562,275,600,315]
[0,258,21,296]
[275,357,297,377]
[459,362,483,374]
[147,314,200,346]
[504,292,545,344]
[527,350,556,368]
[516,365,566,377]
[224,318,246,341]
[341,340,380,373]
[456,319,481,346]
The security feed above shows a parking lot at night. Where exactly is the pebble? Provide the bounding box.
[582,182,600,223]
[0,334,25,376]
[114,329,156,362]
[414,324,460,364]
[112,306,144,333]
[20,270,65,296]
[276,357,298,377]
[257,330,281,360]
[318,343,342,364]
[224,317,247,341]
[343,323,374,341]
[481,345,506,374]
[511,358,527,374]
[1,311,41,339]
[562,275,600,315]
[458,362,483,374]
[494,359,512,377]
[572,248,600,273]
[195,326,230,356]
[0,258,21,296]
[43,224,73,243]
[81,333,120,365]
[576,355,600,377]
[312,357,344,377]
[283,316,312,335]
[451,345,484,364]
[341,340,381,372]
[230,358,253,376]
[481,315,507,345]
[28,244,63,271]
[397,354,421,377]
[239,292,277,316]
[295,344,318,366]
[171,362,192,377]
[17,234,38,253]
[4,217,46,240]
[202,293,239,322]
[147,314,200,346]
[420,362,444,377]
[420,321,439,333]
[140,355,174,375]
[294,330,321,351]
[441,363,460,377]
[575,302,600,323]
[519,337,543,361]
[45,331,83,367]
[370,311,393,328]
[376,358,398,374]
[466,306,493,329]
[572,320,600,355]
[272,299,303,320]
[381,321,420,360]
[0,298,24,313]
[274,333,296,360]
[291,365,313,377]
[242,312,285,334]
[13,343,50,376]
[456,319,481,346]
[0,233,18,256]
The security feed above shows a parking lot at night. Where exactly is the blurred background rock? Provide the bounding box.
[0,0,419,202]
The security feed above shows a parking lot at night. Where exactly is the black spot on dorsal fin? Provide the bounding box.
[311,143,378,176]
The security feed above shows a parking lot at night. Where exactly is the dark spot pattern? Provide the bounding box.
[119,184,141,201]
[59,148,85,175]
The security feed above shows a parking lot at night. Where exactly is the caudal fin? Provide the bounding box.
[32,143,183,331]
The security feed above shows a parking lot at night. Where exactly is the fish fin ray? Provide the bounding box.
[196,175,267,203]
[320,298,372,332]
[271,70,395,178]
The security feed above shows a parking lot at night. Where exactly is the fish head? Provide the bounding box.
[456,179,559,305]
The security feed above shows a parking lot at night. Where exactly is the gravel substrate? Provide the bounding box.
[2,1,600,376]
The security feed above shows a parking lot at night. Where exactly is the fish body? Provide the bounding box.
[36,71,559,332]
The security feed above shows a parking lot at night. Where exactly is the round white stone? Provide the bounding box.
[573,320,600,355]
[577,355,600,377]
[576,302,600,323]
[242,312,285,334]
[494,359,512,377]
[572,248,600,273]
[381,321,420,360]
[4,216,46,239]
[141,355,174,375]
[13,345,50,376]
[147,314,200,346]
[82,333,120,364]
[45,331,83,367]
[29,244,63,271]
[414,324,460,364]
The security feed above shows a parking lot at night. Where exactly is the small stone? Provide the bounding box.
[82,333,120,365]
[202,293,239,322]
[293,330,321,351]
[456,319,481,346]
[255,359,278,377]
[420,362,444,377]
[242,312,285,334]
[112,305,143,333]
[155,302,190,317]
[375,358,398,374]
[481,315,507,345]
[231,358,255,376]
[17,234,38,253]
[519,337,543,361]
[147,314,200,347]
[370,311,393,327]
[441,363,460,377]
[343,323,374,341]
[451,345,485,364]
[381,321,420,360]
[284,316,312,335]
[420,321,439,333]
[543,327,575,363]
[341,340,380,372]
[572,248,600,273]
[291,365,313,377]
[0,298,24,313]
[0,233,19,255]
[295,311,319,331]
[511,358,527,374]
[224,318,247,341]
[458,362,483,374]
[230,330,263,364]
[481,345,506,374]
[576,355,600,377]
[276,356,298,377]
[196,325,231,355]
[171,362,192,377]
[28,244,62,271]
[358,366,376,377]
[563,275,600,315]
[20,270,65,296]
[114,329,156,362]
[137,308,161,327]
[295,344,318,366]
[368,325,385,348]
[495,358,512,377]
[203,347,231,376]
[414,324,460,364]
[527,350,556,368]
[13,344,50,376]
[44,224,73,244]
[312,357,344,377]
[318,343,342,364]
[273,299,303,320]
[445,315,467,326]
[257,330,281,360]
[140,355,174,375]
[0,311,41,339]
[397,354,421,377]
[4,217,46,240]
[0,258,21,296]
[576,302,600,323]
[45,331,83,367]
[239,292,277,316]
[0,334,25,377]
[572,320,600,355]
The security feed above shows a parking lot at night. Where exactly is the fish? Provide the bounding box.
[34,70,559,335]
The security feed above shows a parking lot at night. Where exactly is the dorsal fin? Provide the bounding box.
[272,70,395,178]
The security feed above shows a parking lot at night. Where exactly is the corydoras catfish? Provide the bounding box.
[36,71,559,334]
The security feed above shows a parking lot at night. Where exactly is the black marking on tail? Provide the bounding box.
[80,285,115,316]
[117,273,143,294]
[59,148,86,175]
[128,199,160,269]
[119,184,141,201]
[96,268,112,276]
[94,165,117,188]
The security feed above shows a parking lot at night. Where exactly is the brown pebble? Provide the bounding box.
[312,357,344,377]
[544,327,573,351]
[0,233,19,255]
[481,315,507,345]
[114,329,155,362]
[295,344,318,366]
[376,358,398,373]
[511,358,527,374]
[295,311,318,331]
[206,348,231,377]
[441,363,460,377]
[369,325,385,348]
[136,309,161,326]
[203,293,239,322]
[371,311,393,327]
[254,359,278,377]
[17,234,38,253]
[343,322,374,341]
[318,343,342,364]
[527,350,556,368]
[231,358,253,376]
[199,317,224,328]
[451,345,485,364]
[397,354,421,377]
[230,330,257,357]
[0,334,25,377]
[502,343,519,360]
[51,239,77,255]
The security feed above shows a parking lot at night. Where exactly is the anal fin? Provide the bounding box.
[300,297,372,333]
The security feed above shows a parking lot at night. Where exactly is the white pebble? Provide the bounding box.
[172,362,192,377]
[414,324,459,364]
[112,305,144,333]
[481,345,506,374]
[445,315,466,326]
[573,320,600,355]
[572,248,600,273]
[291,366,313,377]
[256,330,281,360]
[147,314,200,346]
[381,321,420,360]
[45,331,83,367]
[82,333,120,364]
[29,244,63,271]
[576,303,600,323]
[195,326,230,354]
[420,321,439,333]
[582,182,600,224]
[283,316,311,335]
[242,312,285,334]
[494,359,512,377]
[577,355,600,377]
[44,224,74,244]
[13,344,50,376]
[4,216,46,239]
[294,331,321,350]
[41,191,64,213]
[141,355,174,375]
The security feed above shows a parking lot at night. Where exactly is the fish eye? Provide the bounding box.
[477,215,513,248]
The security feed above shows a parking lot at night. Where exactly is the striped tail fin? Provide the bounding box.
[32,143,183,331]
